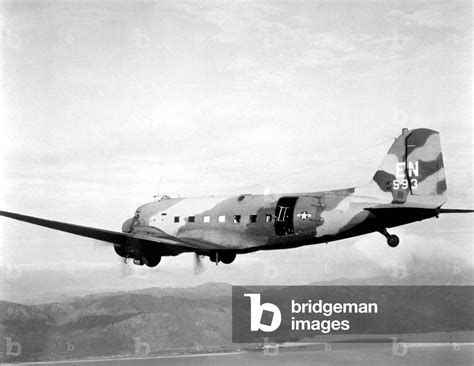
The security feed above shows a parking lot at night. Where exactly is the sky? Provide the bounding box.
[0,0,472,300]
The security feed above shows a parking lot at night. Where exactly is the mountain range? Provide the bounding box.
[1,275,473,363]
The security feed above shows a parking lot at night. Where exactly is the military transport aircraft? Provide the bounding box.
[1,128,473,267]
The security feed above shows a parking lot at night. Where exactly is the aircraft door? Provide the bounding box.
[274,197,298,236]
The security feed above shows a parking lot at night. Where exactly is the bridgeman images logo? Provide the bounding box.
[233,286,474,344]
[245,293,282,332]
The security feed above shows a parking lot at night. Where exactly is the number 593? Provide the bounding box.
[393,179,418,190]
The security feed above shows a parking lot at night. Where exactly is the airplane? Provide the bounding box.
[1,128,473,268]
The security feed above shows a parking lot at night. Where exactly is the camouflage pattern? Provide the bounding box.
[126,128,447,257]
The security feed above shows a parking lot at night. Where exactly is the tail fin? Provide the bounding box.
[369,128,447,207]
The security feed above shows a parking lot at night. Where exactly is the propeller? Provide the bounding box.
[194,253,205,275]
[117,255,134,279]
[91,239,132,279]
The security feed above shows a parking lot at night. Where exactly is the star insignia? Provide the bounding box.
[297,211,312,220]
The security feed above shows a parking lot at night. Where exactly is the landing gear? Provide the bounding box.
[133,258,144,266]
[114,243,162,267]
[209,252,236,265]
[209,252,217,264]
[142,255,161,267]
[387,235,400,247]
[378,228,400,248]
[131,256,161,267]
[220,252,236,264]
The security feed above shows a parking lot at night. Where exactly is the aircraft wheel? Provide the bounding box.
[133,258,144,266]
[220,252,236,264]
[143,255,161,267]
[387,235,400,248]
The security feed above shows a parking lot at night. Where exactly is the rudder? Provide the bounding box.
[370,128,447,207]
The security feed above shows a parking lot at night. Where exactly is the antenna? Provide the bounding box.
[153,177,163,201]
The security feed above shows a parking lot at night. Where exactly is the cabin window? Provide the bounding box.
[188,216,195,223]
[265,214,272,222]
[161,212,167,216]
[203,215,210,223]
[249,215,257,223]
[218,215,226,223]
[233,215,241,223]
[174,216,180,223]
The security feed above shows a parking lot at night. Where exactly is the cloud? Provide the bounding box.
[389,3,471,30]
[353,227,473,279]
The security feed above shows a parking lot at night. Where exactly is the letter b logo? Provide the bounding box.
[245,293,281,332]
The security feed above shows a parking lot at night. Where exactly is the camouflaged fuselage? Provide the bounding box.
[130,188,398,254]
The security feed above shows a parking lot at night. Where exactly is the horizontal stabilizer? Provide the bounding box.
[365,206,438,228]
[438,208,474,213]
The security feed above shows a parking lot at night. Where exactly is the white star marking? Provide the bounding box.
[297,211,312,220]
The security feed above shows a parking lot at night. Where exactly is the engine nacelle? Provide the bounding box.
[121,217,144,233]
[114,244,130,258]
[113,244,161,267]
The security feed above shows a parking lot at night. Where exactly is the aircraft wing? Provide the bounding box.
[0,210,203,256]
